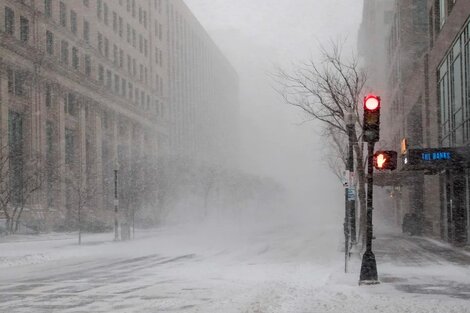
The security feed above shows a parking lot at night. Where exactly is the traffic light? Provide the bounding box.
[363,94,381,143]
[373,151,398,170]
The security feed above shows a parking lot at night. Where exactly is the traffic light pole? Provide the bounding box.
[359,142,379,285]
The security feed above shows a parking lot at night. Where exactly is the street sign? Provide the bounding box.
[402,147,470,171]
[347,188,356,201]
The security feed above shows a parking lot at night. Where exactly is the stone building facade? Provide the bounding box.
[0,0,238,229]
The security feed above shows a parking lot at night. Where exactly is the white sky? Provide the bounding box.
[184,0,363,217]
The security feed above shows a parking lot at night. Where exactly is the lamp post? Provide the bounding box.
[114,161,119,241]
[344,111,356,272]
[345,112,356,244]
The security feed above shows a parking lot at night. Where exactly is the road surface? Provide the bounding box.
[1,221,469,312]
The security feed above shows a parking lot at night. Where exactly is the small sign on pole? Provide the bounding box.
[347,188,356,201]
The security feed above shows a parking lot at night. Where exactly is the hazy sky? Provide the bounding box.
[184,0,363,219]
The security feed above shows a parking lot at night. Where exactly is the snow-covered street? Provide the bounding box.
[1,219,469,313]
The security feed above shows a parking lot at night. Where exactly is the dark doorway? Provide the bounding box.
[445,172,468,245]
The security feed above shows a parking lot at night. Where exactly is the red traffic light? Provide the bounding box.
[364,95,380,111]
[363,94,381,143]
[373,151,398,171]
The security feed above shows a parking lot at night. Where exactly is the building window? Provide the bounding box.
[46,30,54,55]
[46,121,54,158]
[106,70,112,89]
[85,55,91,76]
[127,54,131,73]
[132,29,136,47]
[143,11,147,28]
[439,0,458,28]
[5,7,15,36]
[61,40,69,64]
[8,111,24,205]
[156,74,161,93]
[119,16,123,37]
[72,47,79,70]
[15,72,27,97]
[104,2,108,25]
[8,70,27,97]
[119,49,124,68]
[45,84,52,107]
[132,0,136,17]
[7,69,14,93]
[128,82,133,100]
[98,32,103,54]
[112,11,117,32]
[98,64,104,83]
[122,79,126,97]
[139,35,143,53]
[65,128,75,165]
[70,10,77,34]
[83,0,89,7]
[83,19,90,43]
[60,2,66,27]
[20,16,29,42]
[65,93,78,116]
[132,58,136,76]
[97,0,102,19]
[44,0,52,17]
[144,39,148,56]
[126,0,130,12]
[438,21,470,146]
[104,37,109,58]
[113,44,118,65]
[114,74,119,93]
[127,23,131,43]
[46,121,55,208]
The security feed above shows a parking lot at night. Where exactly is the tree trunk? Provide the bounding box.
[78,206,81,245]
[14,206,25,233]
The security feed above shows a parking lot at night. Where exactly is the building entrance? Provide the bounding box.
[443,170,468,245]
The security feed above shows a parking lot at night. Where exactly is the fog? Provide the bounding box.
[183,0,363,226]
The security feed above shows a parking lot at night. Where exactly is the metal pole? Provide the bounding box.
[344,187,349,273]
[347,124,356,244]
[132,205,135,239]
[359,142,379,284]
[114,168,119,241]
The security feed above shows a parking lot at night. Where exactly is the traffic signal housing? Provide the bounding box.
[363,94,381,143]
[373,151,398,171]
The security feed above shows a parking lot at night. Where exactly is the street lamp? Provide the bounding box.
[114,160,119,241]
[343,111,356,273]
[344,110,356,244]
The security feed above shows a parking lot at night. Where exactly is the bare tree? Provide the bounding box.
[119,155,158,238]
[273,41,368,240]
[0,143,58,234]
[64,161,101,245]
